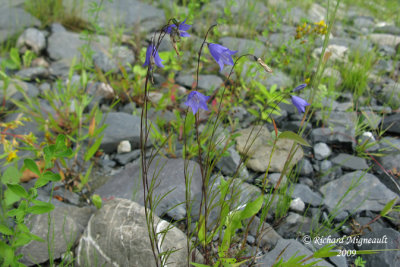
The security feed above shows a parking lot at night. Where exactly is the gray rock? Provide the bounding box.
[93,46,135,73]
[248,216,282,248]
[369,33,400,48]
[216,146,242,176]
[331,153,369,170]
[320,159,333,173]
[0,6,41,43]
[377,137,400,171]
[114,149,141,165]
[76,198,202,267]
[258,239,333,266]
[308,3,326,22]
[313,142,332,160]
[276,213,313,237]
[63,0,165,32]
[0,79,39,109]
[379,83,400,109]
[100,112,145,153]
[235,126,303,173]
[15,66,49,80]
[176,74,223,93]
[49,60,71,77]
[18,205,94,266]
[297,158,313,176]
[313,45,348,62]
[373,25,400,35]
[291,184,323,207]
[95,157,202,220]
[320,171,398,213]
[381,113,400,134]
[290,197,305,212]
[356,228,400,267]
[47,30,110,65]
[17,28,46,54]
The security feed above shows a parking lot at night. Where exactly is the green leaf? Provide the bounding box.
[313,244,338,258]
[27,201,54,214]
[241,195,264,219]
[0,241,14,266]
[278,131,310,147]
[381,198,397,217]
[4,188,21,206]
[24,159,40,176]
[190,263,210,267]
[0,223,13,235]
[84,135,103,161]
[91,194,102,209]
[7,184,29,199]
[1,166,21,184]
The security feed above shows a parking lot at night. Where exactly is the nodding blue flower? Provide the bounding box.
[165,18,191,37]
[143,44,164,69]
[291,95,310,114]
[207,43,238,72]
[184,91,210,115]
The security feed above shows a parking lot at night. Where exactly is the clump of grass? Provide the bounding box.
[340,49,377,98]
[25,0,90,31]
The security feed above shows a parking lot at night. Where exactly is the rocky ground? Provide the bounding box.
[1,0,400,266]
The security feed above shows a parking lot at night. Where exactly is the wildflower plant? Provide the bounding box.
[138,16,333,267]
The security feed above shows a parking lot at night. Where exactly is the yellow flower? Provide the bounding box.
[7,150,18,162]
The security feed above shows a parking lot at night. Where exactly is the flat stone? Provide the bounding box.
[47,31,110,65]
[377,137,400,171]
[63,0,165,32]
[18,205,94,266]
[379,83,400,109]
[320,171,398,213]
[100,112,143,154]
[313,45,348,62]
[216,146,242,176]
[291,184,323,207]
[369,33,400,48]
[176,74,223,93]
[276,213,313,237]
[248,217,282,248]
[381,113,400,134]
[297,158,313,176]
[0,79,39,109]
[356,228,400,267]
[93,46,135,73]
[0,6,41,43]
[258,239,333,266]
[235,126,303,173]
[331,153,369,170]
[95,157,202,220]
[76,198,202,267]
[114,149,141,165]
[15,66,49,81]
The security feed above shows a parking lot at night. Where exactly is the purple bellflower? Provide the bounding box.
[291,95,310,114]
[143,44,164,69]
[207,43,238,72]
[290,84,309,114]
[165,19,191,37]
[184,91,210,115]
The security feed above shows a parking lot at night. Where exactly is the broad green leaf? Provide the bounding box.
[0,223,13,235]
[7,184,29,199]
[92,194,102,209]
[278,131,310,147]
[0,241,14,266]
[27,202,54,214]
[1,166,21,184]
[84,135,103,161]
[13,232,33,247]
[24,159,40,176]
[241,195,264,219]
[381,198,397,217]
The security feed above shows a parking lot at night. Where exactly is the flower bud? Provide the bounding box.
[257,58,273,73]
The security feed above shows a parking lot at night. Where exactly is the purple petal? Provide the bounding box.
[293,84,307,92]
[143,44,152,67]
[291,95,310,114]
[180,31,190,37]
